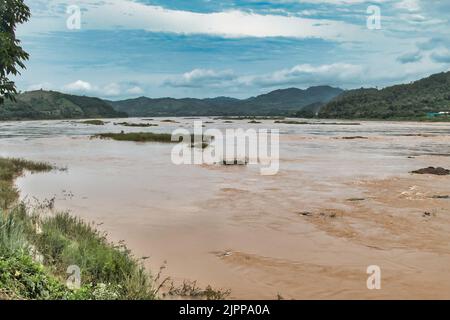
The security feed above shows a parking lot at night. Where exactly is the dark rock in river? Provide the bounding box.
[411,167,450,175]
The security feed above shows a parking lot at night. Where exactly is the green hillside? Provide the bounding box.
[319,72,450,120]
[0,90,127,120]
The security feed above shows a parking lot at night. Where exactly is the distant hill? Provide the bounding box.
[0,90,127,120]
[109,86,343,117]
[319,72,450,120]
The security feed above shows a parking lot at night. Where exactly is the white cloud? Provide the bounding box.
[394,0,421,12]
[103,83,121,96]
[275,0,388,4]
[165,69,236,88]
[247,63,365,87]
[62,80,130,97]
[63,80,93,93]
[126,86,144,95]
[19,0,384,42]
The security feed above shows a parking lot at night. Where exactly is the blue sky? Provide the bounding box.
[14,0,450,99]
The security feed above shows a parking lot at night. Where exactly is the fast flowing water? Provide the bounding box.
[1,118,450,299]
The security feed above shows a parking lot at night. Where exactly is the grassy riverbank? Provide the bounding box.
[0,158,156,300]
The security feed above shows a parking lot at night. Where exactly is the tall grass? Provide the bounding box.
[0,210,28,255]
[30,212,156,299]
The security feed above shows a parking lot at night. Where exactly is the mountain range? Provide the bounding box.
[1,71,450,120]
[107,86,343,117]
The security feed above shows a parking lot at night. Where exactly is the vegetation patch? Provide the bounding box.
[0,158,53,209]
[79,120,107,126]
[275,120,361,126]
[114,122,158,127]
[93,132,174,143]
[214,116,284,120]
[319,72,450,120]
[275,120,309,125]
[92,132,211,148]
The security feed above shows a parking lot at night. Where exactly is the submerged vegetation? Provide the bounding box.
[114,122,158,127]
[274,120,309,125]
[0,158,53,209]
[274,120,360,125]
[92,132,211,148]
[79,120,107,126]
[93,132,174,143]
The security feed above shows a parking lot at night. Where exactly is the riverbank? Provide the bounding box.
[0,158,156,299]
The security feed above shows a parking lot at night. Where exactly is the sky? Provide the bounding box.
[13,0,450,100]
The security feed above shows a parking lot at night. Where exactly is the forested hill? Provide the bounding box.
[0,90,127,120]
[319,72,450,120]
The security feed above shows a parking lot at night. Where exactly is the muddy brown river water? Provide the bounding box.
[1,118,450,299]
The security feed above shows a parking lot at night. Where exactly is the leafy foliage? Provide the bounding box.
[0,0,31,104]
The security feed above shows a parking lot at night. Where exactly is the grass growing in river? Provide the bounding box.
[0,158,53,209]
[93,132,174,143]
[79,120,107,126]
[275,120,361,125]
[114,122,158,127]
[93,132,211,148]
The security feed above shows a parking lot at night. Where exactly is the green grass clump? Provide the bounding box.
[79,120,106,126]
[93,132,211,148]
[0,252,72,300]
[93,132,174,143]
